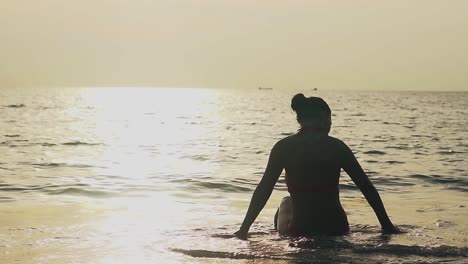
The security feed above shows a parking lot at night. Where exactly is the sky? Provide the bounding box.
[1,0,467,91]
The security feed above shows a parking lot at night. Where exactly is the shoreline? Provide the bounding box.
[1,187,466,263]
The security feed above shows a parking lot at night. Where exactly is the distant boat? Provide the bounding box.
[258,87,273,90]
[313,88,318,91]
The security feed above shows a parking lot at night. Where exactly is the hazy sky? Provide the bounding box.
[1,1,467,91]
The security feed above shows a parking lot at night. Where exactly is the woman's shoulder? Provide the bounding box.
[275,133,302,146]
[327,135,345,144]
[326,136,350,149]
[270,134,297,152]
[326,136,355,156]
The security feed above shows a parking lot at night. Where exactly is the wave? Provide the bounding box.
[363,150,386,155]
[351,244,467,257]
[62,141,103,146]
[171,224,467,263]
[382,122,401,125]
[32,162,96,168]
[0,182,118,198]
[437,150,459,155]
[446,186,468,192]
[171,248,278,260]
[384,160,405,164]
[0,196,14,202]
[2,141,104,148]
[385,145,411,150]
[192,181,253,193]
[0,186,31,191]
[291,239,467,257]
[47,187,115,197]
[0,183,86,191]
[166,177,258,194]
[172,244,467,261]
[0,140,101,147]
[4,104,26,108]
[40,143,57,147]
[0,141,101,148]
[170,173,468,194]
[162,172,468,195]
[4,134,21,137]
[408,174,468,185]
[180,154,210,161]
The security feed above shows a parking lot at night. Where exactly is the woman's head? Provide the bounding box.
[291,93,331,131]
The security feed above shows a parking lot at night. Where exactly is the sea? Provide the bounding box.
[0,87,467,263]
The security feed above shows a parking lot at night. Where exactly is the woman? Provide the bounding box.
[235,94,398,239]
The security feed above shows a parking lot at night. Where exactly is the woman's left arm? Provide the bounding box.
[235,141,284,239]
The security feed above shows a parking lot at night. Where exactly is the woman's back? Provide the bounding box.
[280,132,349,235]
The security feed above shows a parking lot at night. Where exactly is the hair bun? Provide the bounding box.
[291,93,307,111]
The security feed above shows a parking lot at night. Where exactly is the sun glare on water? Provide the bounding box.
[77,87,220,176]
[64,87,223,259]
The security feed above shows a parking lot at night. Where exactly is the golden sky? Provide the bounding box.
[1,0,467,91]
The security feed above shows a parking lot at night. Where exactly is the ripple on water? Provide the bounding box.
[4,134,21,137]
[0,183,118,198]
[47,187,117,198]
[363,150,386,155]
[384,160,405,164]
[61,141,103,146]
[436,150,459,155]
[31,162,98,169]
[169,224,468,263]
[408,174,468,188]
[0,196,15,202]
[4,104,26,108]
[191,181,253,193]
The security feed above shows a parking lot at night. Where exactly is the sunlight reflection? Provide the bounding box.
[65,87,224,261]
[81,87,217,143]
[75,87,220,177]
[94,194,192,263]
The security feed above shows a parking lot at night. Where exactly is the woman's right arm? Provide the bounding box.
[234,140,284,239]
[339,141,398,234]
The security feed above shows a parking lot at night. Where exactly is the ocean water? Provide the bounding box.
[0,87,467,263]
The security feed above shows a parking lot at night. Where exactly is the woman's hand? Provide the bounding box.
[234,229,248,240]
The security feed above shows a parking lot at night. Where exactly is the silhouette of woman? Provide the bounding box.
[235,93,398,239]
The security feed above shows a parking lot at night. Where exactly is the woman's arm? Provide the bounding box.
[340,141,398,234]
[235,141,284,239]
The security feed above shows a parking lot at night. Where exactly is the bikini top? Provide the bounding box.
[285,174,338,193]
